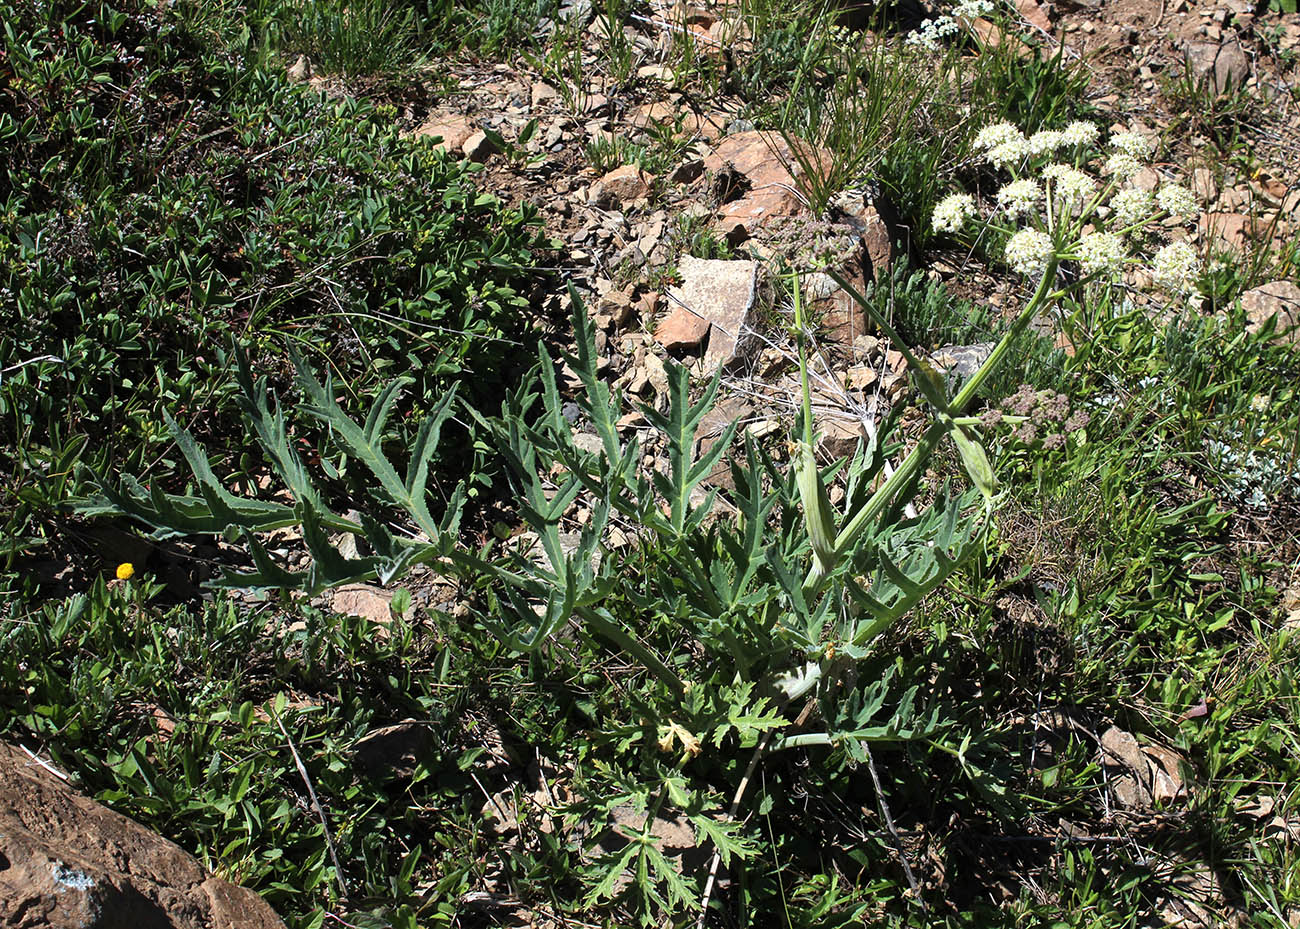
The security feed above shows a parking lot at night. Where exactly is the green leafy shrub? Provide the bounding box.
[0,0,545,559]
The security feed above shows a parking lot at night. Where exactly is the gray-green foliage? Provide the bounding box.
[84,284,1000,914]
[85,287,983,688]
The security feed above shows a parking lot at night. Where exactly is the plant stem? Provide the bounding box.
[804,259,1059,598]
[579,606,686,697]
[950,258,1059,413]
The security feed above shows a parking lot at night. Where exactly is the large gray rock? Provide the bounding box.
[661,256,758,369]
[0,742,284,929]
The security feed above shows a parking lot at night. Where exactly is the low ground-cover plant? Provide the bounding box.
[0,570,528,927]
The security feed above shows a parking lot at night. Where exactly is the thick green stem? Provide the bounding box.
[951,258,1059,414]
[801,421,946,597]
[802,258,1059,598]
[793,272,814,446]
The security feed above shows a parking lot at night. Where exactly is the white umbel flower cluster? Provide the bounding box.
[987,140,1029,170]
[1042,163,1095,208]
[974,122,1024,150]
[953,0,995,16]
[932,192,976,233]
[1005,228,1055,276]
[1150,241,1199,292]
[1155,184,1197,218]
[1104,152,1143,182]
[974,122,1029,169]
[906,16,959,48]
[996,179,1043,219]
[1061,121,1100,146]
[1110,130,1154,160]
[1110,187,1154,227]
[1028,130,1065,156]
[935,119,1207,299]
[1076,232,1126,275]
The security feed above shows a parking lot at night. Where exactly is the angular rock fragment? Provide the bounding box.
[661,256,758,369]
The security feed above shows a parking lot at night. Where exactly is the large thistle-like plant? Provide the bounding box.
[79,275,1006,732]
[79,276,1022,916]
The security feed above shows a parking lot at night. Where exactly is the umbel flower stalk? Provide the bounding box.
[780,256,1057,704]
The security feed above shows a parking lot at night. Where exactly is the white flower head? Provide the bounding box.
[1005,228,1055,277]
[1076,232,1126,275]
[996,179,1043,219]
[1110,187,1154,227]
[932,192,976,233]
[1110,130,1153,160]
[1043,163,1096,209]
[1150,240,1199,293]
[953,0,994,17]
[1028,130,1065,156]
[1105,152,1143,182]
[1062,121,1100,146]
[974,122,1025,151]
[986,138,1029,170]
[1155,184,1197,218]
[906,16,959,48]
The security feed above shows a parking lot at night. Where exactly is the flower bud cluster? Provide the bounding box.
[933,120,1206,295]
[980,385,1091,450]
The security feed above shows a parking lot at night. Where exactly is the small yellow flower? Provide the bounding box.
[116,563,135,580]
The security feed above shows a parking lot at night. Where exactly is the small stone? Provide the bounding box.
[1199,211,1253,250]
[667,158,705,185]
[636,64,675,82]
[590,165,653,207]
[844,364,879,390]
[463,130,497,162]
[411,114,475,155]
[332,584,394,626]
[817,417,864,459]
[531,81,559,107]
[1191,166,1218,202]
[286,55,311,83]
[655,305,711,352]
